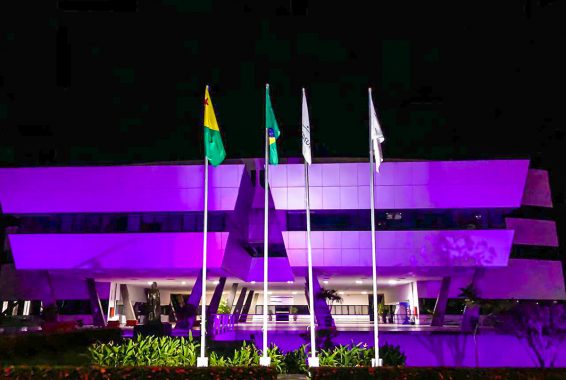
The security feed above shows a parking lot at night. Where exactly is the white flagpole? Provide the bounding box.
[369,88,381,367]
[198,149,209,367]
[260,84,271,366]
[302,88,318,367]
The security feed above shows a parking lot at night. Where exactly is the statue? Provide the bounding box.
[146,282,161,323]
[134,281,171,337]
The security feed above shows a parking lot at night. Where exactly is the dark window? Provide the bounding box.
[446,299,466,315]
[244,243,287,258]
[285,208,510,231]
[11,212,230,234]
[418,298,437,315]
[57,300,92,315]
[511,245,560,260]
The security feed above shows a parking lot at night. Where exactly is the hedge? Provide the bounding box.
[0,366,276,379]
[0,329,122,364]
[309,367,566,380]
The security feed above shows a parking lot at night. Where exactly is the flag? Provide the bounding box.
[204,86,226,166]
[266,85,280,165]
[302,89,312,165]
[369,90,385,172]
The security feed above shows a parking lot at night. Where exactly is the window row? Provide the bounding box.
[285,208,511,231]
[10,212,229,234]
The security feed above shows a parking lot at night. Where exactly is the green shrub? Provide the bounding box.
[0,316,39,328]
[266,344,286,374]
[217,299,231,314]
[88,336,287,372]
[378,343,406,366]
[0,365,276,379]
[309,367,566,380]
[88,336,405,373]
[283,345,308,374]
[209,351,228,367]
[89,335,198,367]
[0,328,122,365]
[316,342,406,368]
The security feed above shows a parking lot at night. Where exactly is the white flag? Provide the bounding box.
[302,88,312,165]
[369,90,385,172]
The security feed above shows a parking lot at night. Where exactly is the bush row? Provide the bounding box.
[0,329,122,364]
[88,335,406,373]
[309,367,566,380]
[0,366,276,380]
[2,366,564,380]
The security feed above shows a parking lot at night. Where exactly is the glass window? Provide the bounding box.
[56,300,92,315]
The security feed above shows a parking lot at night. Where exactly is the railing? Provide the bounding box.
[203,313,483,334]
[255,304,372,316]
[217,312,418,325]
[207,314,236,336]
[330,305,370,315]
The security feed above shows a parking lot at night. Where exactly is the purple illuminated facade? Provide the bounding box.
[1,158,564,366]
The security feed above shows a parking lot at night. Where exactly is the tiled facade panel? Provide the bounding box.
[522,169,553,207]
[269,160,529,210]
[283,230,514,268]
[9,232,229,270]
[0,165,244,213]
[506,218,559,247]
[418,259,566,300]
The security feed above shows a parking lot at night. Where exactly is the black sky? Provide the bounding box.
[1,1,565,244]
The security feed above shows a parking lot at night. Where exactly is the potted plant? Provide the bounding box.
[378,303,387,323]
[388,306,395,324]
[459,283,481,333]
[317,288,343,309]
[290,306,299,322]
[217,299,231,314]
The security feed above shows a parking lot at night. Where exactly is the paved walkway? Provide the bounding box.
[277,375,308,380]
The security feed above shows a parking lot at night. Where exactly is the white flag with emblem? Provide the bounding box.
[302,88,312,165]
[369,89,385,172]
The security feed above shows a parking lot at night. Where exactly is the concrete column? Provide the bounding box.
[239,290,255,322]
[5,301,16,316]
[206,277,227,335]
[207,277,227,315]
[87,278,106,327]
[226,283,239,310]
[106,282,119,322]
[306,272,335,328]
[232,287,248,321]
[16,300,25,316]
[431,276,451,327]
[181,272,203,329]
[119,284,136,321]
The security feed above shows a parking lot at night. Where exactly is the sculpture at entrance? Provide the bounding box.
[146,282,161,323]
[134,281,171,337]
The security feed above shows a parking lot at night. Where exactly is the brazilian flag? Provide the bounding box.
[265,85,280,165]
[204,86,226,166]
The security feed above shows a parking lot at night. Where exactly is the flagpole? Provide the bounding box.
[368,87,381,367]
[305,161,318,364]
[198,114,210,367]
[260,84,271,366]
[303,88,318,367]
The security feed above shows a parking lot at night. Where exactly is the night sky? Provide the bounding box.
[1,1,565,258]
